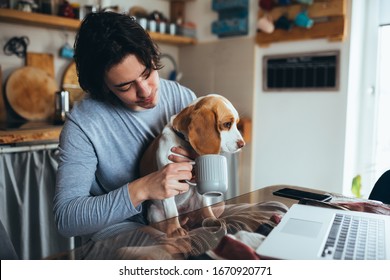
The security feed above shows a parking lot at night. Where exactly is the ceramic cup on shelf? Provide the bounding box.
[169,23,176,35]
[186,154,228,197]
[158,22,166,33]
[148,20,157,32]
[138,18,147,30]
[275,15,293,31]
[296,0,314,5]
[295,11,314,29]
[259,0,274,11]
[278,0,291,5]
[257,15,275,34]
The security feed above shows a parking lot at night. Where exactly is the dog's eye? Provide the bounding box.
[223,122,232,129]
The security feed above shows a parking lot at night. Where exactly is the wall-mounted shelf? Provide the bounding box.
[256,0,346,47]
[0,8,197,46]
[0,8,80,30]
[149,31,196,45]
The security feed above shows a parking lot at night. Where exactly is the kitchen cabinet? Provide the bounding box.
[0,8,197,45]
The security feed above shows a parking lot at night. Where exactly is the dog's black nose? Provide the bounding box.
[237,140,245,149]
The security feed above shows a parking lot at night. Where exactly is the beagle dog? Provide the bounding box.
[140,94,245,236]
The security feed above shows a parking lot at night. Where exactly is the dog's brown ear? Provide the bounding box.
[172,105,194,134]
[188,108,221,155]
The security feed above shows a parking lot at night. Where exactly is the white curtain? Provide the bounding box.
[0,146,72,260]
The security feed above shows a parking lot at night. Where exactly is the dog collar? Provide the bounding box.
[173,129,187,142]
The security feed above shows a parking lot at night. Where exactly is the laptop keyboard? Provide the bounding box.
[322,213,386,260]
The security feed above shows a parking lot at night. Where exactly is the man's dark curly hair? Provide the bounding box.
[74,12,162,102]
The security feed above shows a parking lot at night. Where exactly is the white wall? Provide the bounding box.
[252,39,350,194]
[251,1,357,195]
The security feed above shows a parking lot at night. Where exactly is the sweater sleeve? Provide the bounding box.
[53,119,142,238]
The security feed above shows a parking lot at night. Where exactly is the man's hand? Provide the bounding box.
[168,146,198,163]
[128,162,193,207]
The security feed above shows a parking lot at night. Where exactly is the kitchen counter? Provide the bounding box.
[0,125,62,145]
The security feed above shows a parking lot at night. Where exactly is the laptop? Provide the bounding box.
[256,204,390,260]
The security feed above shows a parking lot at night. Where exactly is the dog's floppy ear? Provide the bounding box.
[172,105,194,133]
[187,108,221,155]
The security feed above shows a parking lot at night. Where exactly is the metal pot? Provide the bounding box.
[54,90,69,123]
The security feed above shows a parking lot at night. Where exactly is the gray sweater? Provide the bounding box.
[53,79,196,241]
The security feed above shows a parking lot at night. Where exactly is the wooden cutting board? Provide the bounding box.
[5,66,59,121]
[62,60,85,107]
[0,66,6,122]
[25,52,55,77]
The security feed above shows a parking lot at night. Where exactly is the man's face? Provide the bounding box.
[104,54,160,111]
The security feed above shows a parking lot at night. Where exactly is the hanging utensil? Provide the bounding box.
[3,36,30,58]
[59,32,74,59]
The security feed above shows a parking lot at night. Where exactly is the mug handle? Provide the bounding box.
[185,161,197,186]
[185,179,196,186]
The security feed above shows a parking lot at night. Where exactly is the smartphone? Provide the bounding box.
[273,187,332,202]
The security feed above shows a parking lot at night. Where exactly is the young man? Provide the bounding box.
[53,12,196,245]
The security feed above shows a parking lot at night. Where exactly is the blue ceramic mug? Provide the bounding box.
[295,11,314,28]
[275,15,293,30]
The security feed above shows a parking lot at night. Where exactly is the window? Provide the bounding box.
[372,25,390,184]
[348,0,390,197]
